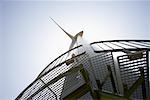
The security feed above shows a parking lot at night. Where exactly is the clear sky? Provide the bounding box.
[0,0,150,100]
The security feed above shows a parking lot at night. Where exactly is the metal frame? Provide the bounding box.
[16,40,150,100]
[117,50,149,99]
[16,45,85,100]
[91,40,150,53]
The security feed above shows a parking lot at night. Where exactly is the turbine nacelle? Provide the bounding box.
[51,18,83,50]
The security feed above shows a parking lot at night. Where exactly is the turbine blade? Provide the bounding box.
[50,17,73,39]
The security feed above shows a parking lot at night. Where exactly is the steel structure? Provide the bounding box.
[16,19,150,100]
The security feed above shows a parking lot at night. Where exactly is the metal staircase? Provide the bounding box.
[16,40,150,100]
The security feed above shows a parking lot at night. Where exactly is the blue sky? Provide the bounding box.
[0,1,150,100]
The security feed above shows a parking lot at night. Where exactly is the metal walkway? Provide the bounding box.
[16,40,150,100]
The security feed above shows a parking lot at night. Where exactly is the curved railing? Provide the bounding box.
[37,45,84,78]
[16,45,86,100]
[91,40,150,53]
[16,40,150,100]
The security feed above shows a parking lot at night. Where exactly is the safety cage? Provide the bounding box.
[16,40,150,100]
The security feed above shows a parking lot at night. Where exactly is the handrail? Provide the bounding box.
[90,40,150,53]
[16,46,85,100]
[37,52,86,79]
[16,40,150,100]
[37,45,83,77]
[90,40,150,44]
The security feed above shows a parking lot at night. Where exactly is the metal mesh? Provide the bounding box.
[61,53,91,98]
[90,52,116,92]
[91,40,150,53]
[16,45,86,100]
[17,40,150,100]
[117,51,149,99]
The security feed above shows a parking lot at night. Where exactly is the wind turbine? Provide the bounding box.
[50,17,83,51]
[16,18,150,100]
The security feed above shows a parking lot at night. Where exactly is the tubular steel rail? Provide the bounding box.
[16,45,86,100]
[16,40,150,100]
[91,40,150,53]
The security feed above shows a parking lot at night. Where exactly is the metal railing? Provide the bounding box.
[16,40,150,100]
[91,40,150,53]
[16,45,86,100]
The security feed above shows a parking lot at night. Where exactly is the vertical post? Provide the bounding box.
[139,67,147,99]
[123,83,128,97]
[96,80,101,90]
[107,65,117,93]
[80,68,100,100]
[146,51,149,97]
